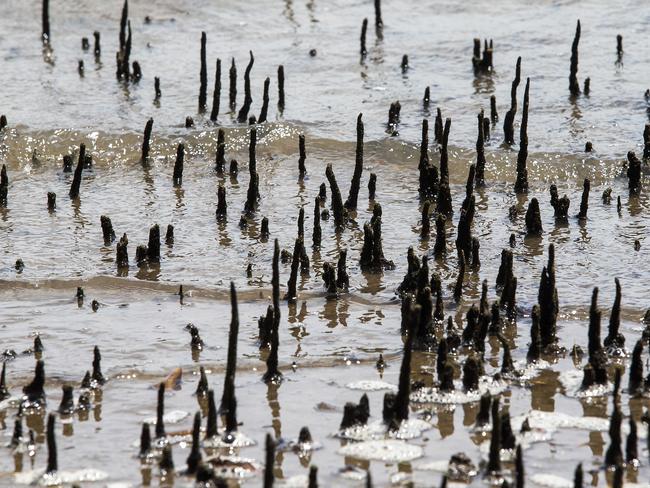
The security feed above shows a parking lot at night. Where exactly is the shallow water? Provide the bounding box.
[1,0,650,486]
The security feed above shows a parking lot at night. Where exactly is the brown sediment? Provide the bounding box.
[487,398,501,473]
[263,434,276,488]
[577,178,589,219]
[154,77,161,99]
[490,95,498,122]
[475,111,486,187]
[538,245,558,349]
[433,214,446,258]
[298,134,307,178]
[69,144,85,199]
[219,282,239,430]
[229,58,237,111]
[453,250,466,302]
[198,32,207,112]
[387,101,401,135]
[215,129,226,174]
[401,55,409,73]
[437,119,453,216]
[116,233,129,268]
[277,65,285,112]
[549,184,570,221]
[345,114,364,210]
[360,18,368,56]
[141,118,153,163]
[569,20,581,96]
[237,51,254,123]
[216,185,227,218]
[514,78,530,193]
[210,59,221,122]
[326,164,346,228]
[627,151,641,193]
[524,198,542,235]
[421,201,431,238]
[244,128,259,214]
[503,57,521,145]
[263,240,282,383]
[169,142,184,186]
[46,414,57,473]
[258,77,270,123]
[186,412,201,474]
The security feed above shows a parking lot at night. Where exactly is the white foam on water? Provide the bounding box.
[558,369,612,398]
[337,439,424,462]
[530,474,573,488]
[512,410,609,432]
[335,418,431,441]
[143,409,189,424]
[345,380,397,392]
[410,377,508,404]
[277,474,308,487]
[205,455,260,479]
[202,431,257,449]
[15,468,109,485]
[413,459,449,472]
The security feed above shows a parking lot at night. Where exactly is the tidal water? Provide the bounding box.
[0,0,649,486]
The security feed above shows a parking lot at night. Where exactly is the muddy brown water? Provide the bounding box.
[1,0,650,486]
